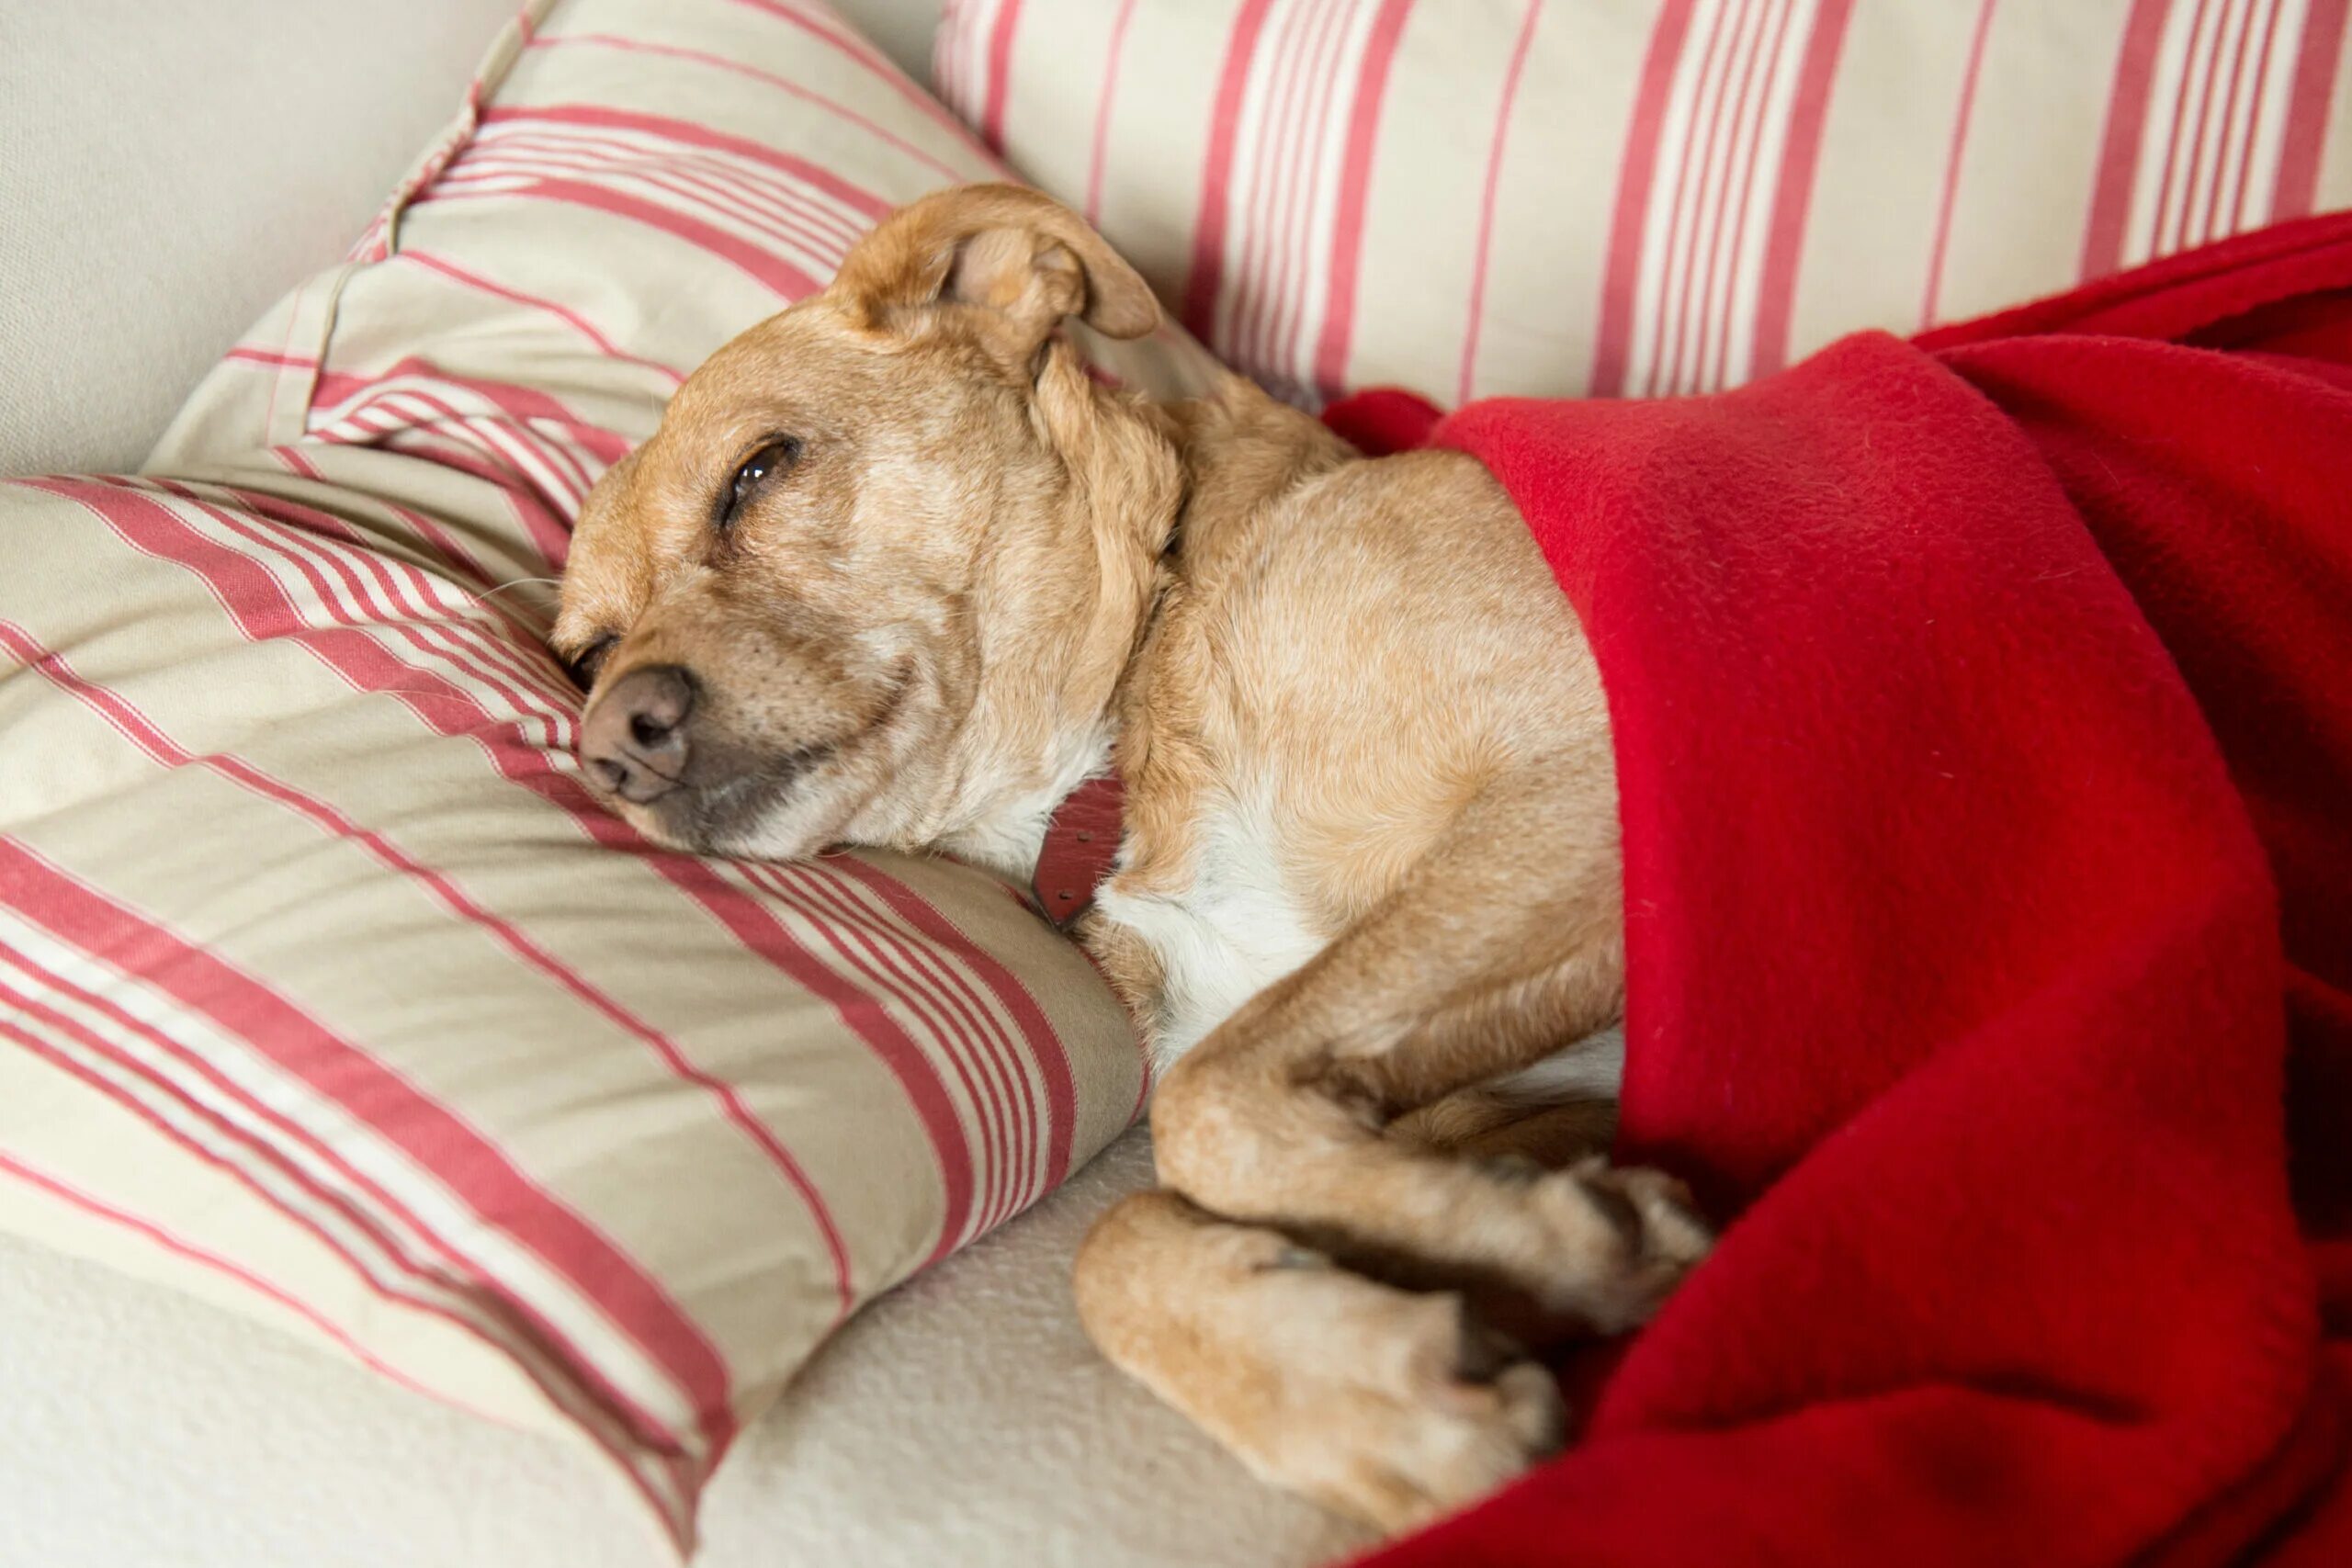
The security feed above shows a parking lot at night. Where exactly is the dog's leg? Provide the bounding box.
[1148,762,1710,1331]
[1075,763,1709,1528]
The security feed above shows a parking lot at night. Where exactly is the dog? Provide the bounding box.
[556,184,1712,1532]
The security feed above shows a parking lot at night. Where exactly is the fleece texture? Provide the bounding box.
[1329,212,2352,1568]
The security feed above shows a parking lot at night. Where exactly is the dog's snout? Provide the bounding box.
[582,664,695,805]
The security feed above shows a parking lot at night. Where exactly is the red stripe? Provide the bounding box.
[130,476,545,703]
[0,1149,496,1417]
[1223,0,1306,376]
[1684,0,1775,392]
[262,447,511,605]
[736,857,1024,1242]
[226,338,321,441]
[1272,0,1363,391]
[482,106,891,220]
[2154,0,2223,255]
[2198,0,2265,244]
[1747,0,1854,378]
[313,398,576,556]
[528,33,971,185]
[23,477,981,1278]
[1234,0,1350,391]
[308,368,611,495]
[1706,0,1798,390]
[2231,0,2290,231]
[1084,0,1143,223]
[724,0,994,158]
[1310,0,1417,402]
[1181,0,1280,340]
[373,429,576,579]
[147,479,577,722]
[137,477,576,728]
[1651,0,1745,396]
[224,346,318,370]
[259,446,499,592]
[397,250,686,388]
[96,478,568,791]
[313,360,621,481]
[314,410,576,568]
[1921,0,2000,328]
[980,0,1025,152]
[2273,0,2350,217]
[0,836,731,1449]
[419,173,824,303]
[833,855,1083,1210]
[1591,0,1701,397]
[2083,0,2177,278]
[933,0,966,115]
[232,469,551,692]
[446,140,864,271]
[310,382,594,526]
[462,128,873,256]
[1459,0,1546,405]
[768,872,1031,1239]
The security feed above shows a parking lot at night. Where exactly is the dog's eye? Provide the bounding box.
[721,435,803,527]
[567,634,617,690]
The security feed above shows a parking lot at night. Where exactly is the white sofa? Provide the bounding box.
[0,6,1365,1564]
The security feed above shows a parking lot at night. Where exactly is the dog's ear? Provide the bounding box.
[831,183,1160,362]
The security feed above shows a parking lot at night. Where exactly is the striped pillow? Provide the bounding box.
[0,0,1211,1550]
[937,0,2352,406]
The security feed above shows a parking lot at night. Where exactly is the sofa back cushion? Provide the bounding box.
[938,0,2352,406]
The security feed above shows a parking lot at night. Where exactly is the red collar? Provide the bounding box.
[1032,773,1125,931]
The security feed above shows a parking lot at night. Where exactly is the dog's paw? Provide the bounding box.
[1256,1278,1566,1534]
[1511,1157,1713,1334]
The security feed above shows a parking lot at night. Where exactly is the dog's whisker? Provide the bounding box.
[466,575,563,608]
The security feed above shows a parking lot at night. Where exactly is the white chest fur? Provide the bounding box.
[1091,793,1328,1072]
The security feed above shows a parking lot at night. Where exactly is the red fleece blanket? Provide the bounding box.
[1329,213,2352,1568]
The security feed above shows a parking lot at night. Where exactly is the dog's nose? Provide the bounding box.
[581,664,695,805]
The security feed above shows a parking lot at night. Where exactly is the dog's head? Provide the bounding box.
[555,184,1182,863]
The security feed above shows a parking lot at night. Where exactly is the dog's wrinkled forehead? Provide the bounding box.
[561,299,995,639]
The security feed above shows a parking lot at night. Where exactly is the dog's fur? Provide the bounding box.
[557,185,1710,1532]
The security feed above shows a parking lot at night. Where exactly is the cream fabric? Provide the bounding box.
[0,0,1213,1549]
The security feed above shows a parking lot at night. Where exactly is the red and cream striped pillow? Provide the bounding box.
[938,0,2352,406]
[0,0,1212,1550]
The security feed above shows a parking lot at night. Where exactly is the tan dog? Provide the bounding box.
[557,185,1711,1532]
